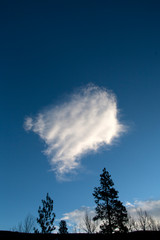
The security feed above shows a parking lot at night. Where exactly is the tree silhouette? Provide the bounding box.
[12,214,35,233]
[58,220,68,234]
[93,168,128,234]
[35,193,56,233]
[127,209,160,232]
[80,210,98,233]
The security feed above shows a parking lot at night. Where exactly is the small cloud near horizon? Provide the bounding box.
[24,84,126,179]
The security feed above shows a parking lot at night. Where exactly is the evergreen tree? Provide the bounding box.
[93,168,128,234]
[58,220,68,234]
[35,193,56,233]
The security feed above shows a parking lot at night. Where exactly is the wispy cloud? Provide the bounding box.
[24,84,126,179]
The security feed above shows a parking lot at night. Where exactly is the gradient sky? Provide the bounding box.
[1,0,160,231]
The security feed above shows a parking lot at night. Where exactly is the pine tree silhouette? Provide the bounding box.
[35,193,56,233]
[93,168,128,234]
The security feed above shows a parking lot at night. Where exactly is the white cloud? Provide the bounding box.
[62,206,95,223]
[61,206,98,233]
[24,117,33,131]
[62,207,86,222]
[126,200,160,221]
[24,84,126,179]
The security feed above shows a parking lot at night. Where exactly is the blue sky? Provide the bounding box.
[1,0,160,231]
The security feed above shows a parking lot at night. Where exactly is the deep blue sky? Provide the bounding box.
[1,0,160,231]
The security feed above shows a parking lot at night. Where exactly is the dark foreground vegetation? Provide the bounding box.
[1,231,160,240]
[8,169,160,239]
